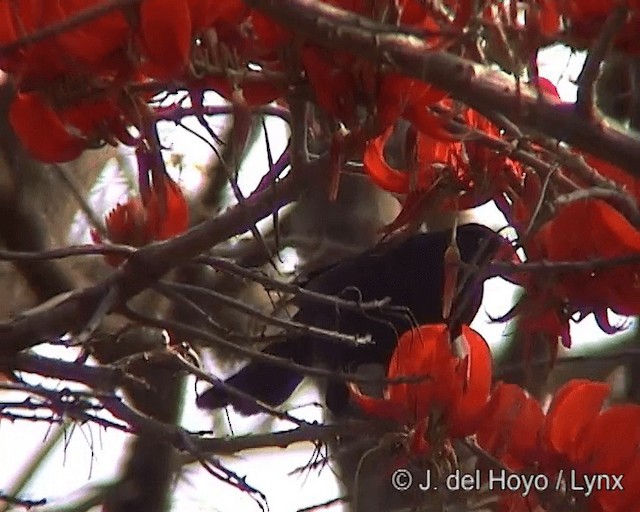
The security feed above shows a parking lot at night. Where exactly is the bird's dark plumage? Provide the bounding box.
[196,223,507,415]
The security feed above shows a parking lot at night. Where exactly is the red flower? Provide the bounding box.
[560,0,640,55]
[46,0,129,64]
[188,0,247,32]
[139,0,192,79]
[501,198,640,354]
[363,125,444,194]
[476,382,544,470]
[349,323,492,456]
[301,46,359,126]
[532,199,640,315]
[540,380,640,511]
[9,92,87,163]
[478,379,640,511]
[0,3,17,46]
[144,174,190,240]
[248,10,292,52]
[364,106,524,232]
[92,174,189,267]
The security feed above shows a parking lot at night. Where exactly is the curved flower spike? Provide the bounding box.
[363,126,440,193]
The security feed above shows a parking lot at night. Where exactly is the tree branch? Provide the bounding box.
[246,0,640,177]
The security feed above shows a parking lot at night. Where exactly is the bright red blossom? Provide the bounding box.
[91,174,189,267]
[479,379,640,512]
[9,92,87,163]
[349,324,492,456]
[476,382,544,470]
[511,198,640,351]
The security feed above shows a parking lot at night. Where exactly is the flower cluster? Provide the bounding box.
[351,323,640,511]
[508,198,640,352]
[478,379,640,512]
[90,171,189,266]
[348,324,492,456]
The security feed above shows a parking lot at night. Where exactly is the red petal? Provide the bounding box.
[104,198,150,245]
[140,0,191,78]
[476,383,524,457]
[476,382,544,468]
[386,324,453,422]
[585,153,640,204]
[146,176,190,240]
[545,199,640,260]
[509,394,545,466]
[347,382,406,423]
[47,0,129,63]
[249,10,291,52]
[58,99,122,139]
[575,404,640,474]
[542,380,609,462]
[376,73,446,134]
[363,127,437,193]
[100,198,150,266]
[615,456,640,511]
[300,46,356,122]
[13,0,44,33]
[447,325,492,437]
[9,92,86,163]
[0,3,17,45]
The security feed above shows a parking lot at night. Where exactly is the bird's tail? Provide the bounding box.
[196,341,306,415]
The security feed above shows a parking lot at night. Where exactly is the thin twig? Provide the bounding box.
[157,280,372,347]
[123,305,432,387]
[51,164,107,237]
[0,0,141,56]
[488,253,640,276]
[197,256,398,314]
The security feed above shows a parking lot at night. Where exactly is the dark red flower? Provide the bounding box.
[349,323,492,456]
[9,92,87,163]
[139,0,192,79]
[92,174,189,267]
[478,379,640,512]
[46,0,129,64]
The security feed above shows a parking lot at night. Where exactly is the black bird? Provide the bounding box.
[196,223,507,415]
